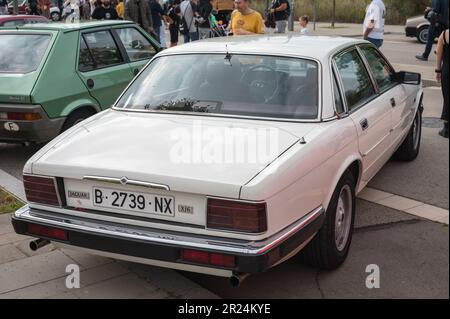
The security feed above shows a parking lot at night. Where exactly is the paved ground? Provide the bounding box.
[0,23,448,299]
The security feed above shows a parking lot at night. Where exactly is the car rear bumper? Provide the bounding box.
[12,204,325,275]
[0,104,65,144]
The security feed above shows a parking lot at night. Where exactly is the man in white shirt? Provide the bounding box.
[363,0,386,48]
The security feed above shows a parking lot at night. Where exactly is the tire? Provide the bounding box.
[393,109,422,161]
[61,108,95,132]
[303,169,356,270]
[417,26,428,44]
[50,12,61,22]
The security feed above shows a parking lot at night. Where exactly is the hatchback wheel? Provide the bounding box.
[62,108,95,132]
[303,169,356,270]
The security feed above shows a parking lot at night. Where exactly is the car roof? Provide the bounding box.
[8,20,137,32]
[0,15,48,22]
[160,35,366,61]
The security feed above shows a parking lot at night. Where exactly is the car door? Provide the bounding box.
[357,44,411,154]
[334,47,392,183]
[77,29,134,109]
[113,26,159,77]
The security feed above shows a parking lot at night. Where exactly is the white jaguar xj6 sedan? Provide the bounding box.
[12,36,423,287]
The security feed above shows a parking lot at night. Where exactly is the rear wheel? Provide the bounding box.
[303,170,356,270]
[394,109,422,161]
[417,26,428,44]
[61,108,95,132]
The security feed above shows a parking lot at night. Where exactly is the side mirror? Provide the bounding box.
[397,71,421,85]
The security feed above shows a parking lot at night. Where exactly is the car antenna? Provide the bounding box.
[224,44,232,65]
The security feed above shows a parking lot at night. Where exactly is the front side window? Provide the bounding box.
[80,30,123,70]
[115,54,319,120]
[115,27,157,62]
[0,34,51,73]
[333,73,345,114]
[335,49,375,111]
[359,45,397,92]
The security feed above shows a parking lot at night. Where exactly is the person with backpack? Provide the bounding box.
[167,0,181,46]
[269,0,290,33]
[179,0,200,42]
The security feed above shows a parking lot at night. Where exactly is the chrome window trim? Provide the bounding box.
[83,175,170,191]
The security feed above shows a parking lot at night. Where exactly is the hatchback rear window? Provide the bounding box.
[0,34,51,73]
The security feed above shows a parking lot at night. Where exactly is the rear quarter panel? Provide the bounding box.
[240,117,361,237]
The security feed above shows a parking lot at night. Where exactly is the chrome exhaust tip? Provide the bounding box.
[229,273,250,288]
[29,238,50,251]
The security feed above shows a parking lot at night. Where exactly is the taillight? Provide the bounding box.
[181,249,235,268]
[27,224,68,241]
[207,198,267,233]
[23,175,61,207]
[2,112,42,121]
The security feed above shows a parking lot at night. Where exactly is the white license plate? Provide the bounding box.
[92,187,175,217]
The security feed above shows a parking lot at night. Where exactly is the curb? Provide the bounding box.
[0,169,26,202]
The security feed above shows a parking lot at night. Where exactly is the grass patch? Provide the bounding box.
[0,187,24,214]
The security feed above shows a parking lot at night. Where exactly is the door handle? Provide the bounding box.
[360,118,369,131]
[87,79,94,89]
[390,98,396,107]
[133,68,139,76]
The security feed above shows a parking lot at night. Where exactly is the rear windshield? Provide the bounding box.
[115,54,319,120]
[0,34,52,74]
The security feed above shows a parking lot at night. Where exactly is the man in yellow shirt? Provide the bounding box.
[230,0,264,35]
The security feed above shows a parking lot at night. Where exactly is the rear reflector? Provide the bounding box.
[27,224,68,241]
[23,175,61,207]
[207,198,267,233]
[181,249,235,268]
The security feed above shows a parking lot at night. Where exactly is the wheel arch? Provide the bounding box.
[323,156,363,211]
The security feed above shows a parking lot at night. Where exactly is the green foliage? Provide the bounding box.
[250,0,429,25]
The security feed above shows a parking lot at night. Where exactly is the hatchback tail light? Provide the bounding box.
[23,175,61,207]
[207,198,267,233]
[2,112,42,121]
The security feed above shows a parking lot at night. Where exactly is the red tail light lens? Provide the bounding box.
[23,175,61,207]
[207,198,267,233]
[181,249,235,268]
[27,224,68,241]
[6,112,42,121]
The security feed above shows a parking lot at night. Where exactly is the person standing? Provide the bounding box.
[38,0,51,18]
[436,29,449,138]
[0,0,8,15]
[168,0,181,46]
[116,0,124,18]
[124,0,153,33]
[362,0,386,48]
[299,15,309,35]
[269,0,290,33]
[198,0,213,39]
[148,0,166,44]
[180,0,199,42]
[92,0,118,19]
[416,0,449,61]
[230,0,264,35]
[29,0,40,15]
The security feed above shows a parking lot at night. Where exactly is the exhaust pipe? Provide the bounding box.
[29,238,50,251]
[229,273,250,288]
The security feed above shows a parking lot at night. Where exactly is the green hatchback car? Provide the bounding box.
[0,21,161,144]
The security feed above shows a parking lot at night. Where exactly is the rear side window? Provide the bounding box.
[79,30,123,71]
[0,34,51,73]
[2,20,26,27]
[334,49,375,111]
[115,27,157,62]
